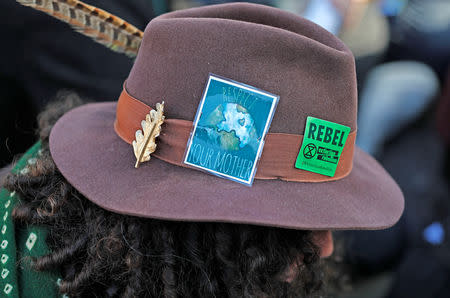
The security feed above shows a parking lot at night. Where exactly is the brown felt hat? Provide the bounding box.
[49,3,404,230]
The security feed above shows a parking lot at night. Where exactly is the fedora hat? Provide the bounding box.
[48,3,403,230]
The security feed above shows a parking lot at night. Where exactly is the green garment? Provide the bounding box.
[0,141,63,298]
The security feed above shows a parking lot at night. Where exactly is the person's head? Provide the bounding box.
[8,2,404,297]
[6,93,326,298]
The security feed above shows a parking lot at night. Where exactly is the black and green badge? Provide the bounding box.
[295,117,350,177]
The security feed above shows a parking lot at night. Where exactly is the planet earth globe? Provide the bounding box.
[201,103,259,151]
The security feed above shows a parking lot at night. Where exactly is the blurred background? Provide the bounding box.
[1,0,449,297]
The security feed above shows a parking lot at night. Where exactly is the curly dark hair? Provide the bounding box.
[4,93,326,298]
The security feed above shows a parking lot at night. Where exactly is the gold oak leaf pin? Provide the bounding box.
[132,102,165,168]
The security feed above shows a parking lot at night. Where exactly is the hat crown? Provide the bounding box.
[126,3,357,134]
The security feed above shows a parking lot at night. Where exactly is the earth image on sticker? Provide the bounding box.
[197,103,260,152]
[303,143,317,159]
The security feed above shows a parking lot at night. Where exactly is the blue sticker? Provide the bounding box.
[184,74,279,186]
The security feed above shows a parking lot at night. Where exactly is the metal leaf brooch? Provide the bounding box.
[132,102,165,168]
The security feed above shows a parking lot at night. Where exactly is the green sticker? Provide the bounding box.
[295,117,350,177]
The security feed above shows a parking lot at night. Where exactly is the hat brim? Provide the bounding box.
[49,102,404,230]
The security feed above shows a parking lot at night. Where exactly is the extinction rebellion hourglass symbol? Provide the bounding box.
[303,143,317,159]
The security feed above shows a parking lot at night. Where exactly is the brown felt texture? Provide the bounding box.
[49,3,403,230]
[50,102,403,230]
[127,3,357,134]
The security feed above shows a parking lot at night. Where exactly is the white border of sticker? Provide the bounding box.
[183,74,279,186]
